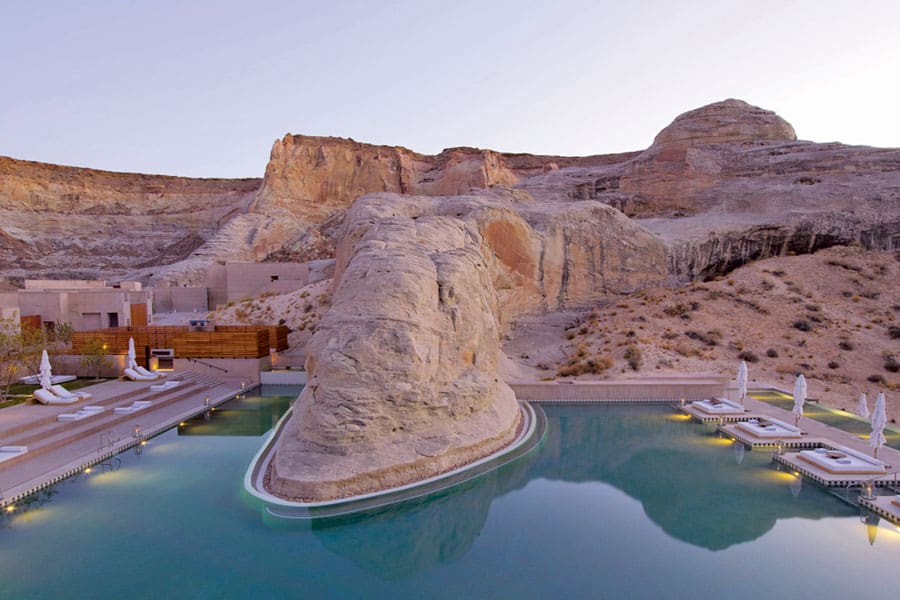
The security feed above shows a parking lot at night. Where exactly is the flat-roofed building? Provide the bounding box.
[17,279,152,331]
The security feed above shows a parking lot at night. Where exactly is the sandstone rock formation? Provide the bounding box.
[268,189,668,500]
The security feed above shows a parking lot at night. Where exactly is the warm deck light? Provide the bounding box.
[84,467,92,474]
[5,505,14,512]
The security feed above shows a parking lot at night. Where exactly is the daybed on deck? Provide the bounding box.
[691,397,745,415]
[798,446,887,475]
[735,417,802,439]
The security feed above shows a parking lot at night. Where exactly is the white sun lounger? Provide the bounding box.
[150,381,180,392]
[124,367,158,382]
[113,400,152,415]
[57,406,105,421]
[50,384,92,401]
[135,366,163,379]
[34,388,78,405]
[0,446,28,463]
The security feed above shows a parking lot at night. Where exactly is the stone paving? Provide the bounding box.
[0,372,246,506]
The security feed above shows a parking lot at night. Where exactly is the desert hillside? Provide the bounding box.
[504,246,899,421]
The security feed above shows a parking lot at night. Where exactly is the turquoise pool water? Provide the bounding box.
[1,394,898,599]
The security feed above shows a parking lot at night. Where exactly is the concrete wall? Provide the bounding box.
[224,262,311,303]
[17,291,66,325]
[17,288,152,330]
[50,353,127,379]
[172,356,270,385]
[509,376,728,402]
[206,263,228,309]
[153,287,208,313]
[24,279,107,290]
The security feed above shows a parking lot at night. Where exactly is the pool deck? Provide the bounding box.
[859,494,900,524]
[0,372,247,508]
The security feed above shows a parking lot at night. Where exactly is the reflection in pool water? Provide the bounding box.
[0,398,897,599]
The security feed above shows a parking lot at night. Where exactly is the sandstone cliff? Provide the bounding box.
[8,98,894,288]
[518,99,900,279]
[0,156,260,281]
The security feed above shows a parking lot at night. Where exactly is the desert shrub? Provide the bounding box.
[885,356,900,373]
[888,326,900,340]
[793,320,812,332]
[565,332,575,340]
[663,303,690,317]
[685,330,721,346]
[737,350,759,363]
[536,363,549,371]
[662,330,679,340]
[760,279,775,291]
[766,348,779,358]
[771,270,785,277]
[805,304,820,312]
[868,374,887,384]
[624,345,641,371]
[828,361,840,369]
[839,340,854,351]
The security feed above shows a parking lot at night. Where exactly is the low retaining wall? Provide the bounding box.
[510,376,727,403]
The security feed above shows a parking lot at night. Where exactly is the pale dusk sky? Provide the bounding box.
[2,0,898,178]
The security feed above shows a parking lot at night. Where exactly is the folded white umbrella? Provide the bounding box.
[869,392,887,458]
[792,374,806,426]
[855,393,870,420]
[127,337,139,370]
[39,350,53,390]
[737,361,748,406]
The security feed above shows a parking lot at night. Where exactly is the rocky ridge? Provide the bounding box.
[0,156,260,281]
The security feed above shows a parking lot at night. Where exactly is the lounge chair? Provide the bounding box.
[58,407,104,421]
[124,367,157,382]
[50,384,92,401]
[34,388,78,405]
[0,446,28,463]
[134,366,163,379]
[113,400,152,415]
[150,380,180,391]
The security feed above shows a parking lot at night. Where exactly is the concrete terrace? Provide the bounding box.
[0,372,247,507]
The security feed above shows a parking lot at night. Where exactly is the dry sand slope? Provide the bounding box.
[504,246,899,422]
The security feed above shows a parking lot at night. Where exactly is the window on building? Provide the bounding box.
[108,312,119,328]
[270,275,279,282]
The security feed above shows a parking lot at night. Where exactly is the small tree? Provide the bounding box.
[18,322,48,378]
[52,322,74,350]
[80,337,112,380]
[0,318,23,398]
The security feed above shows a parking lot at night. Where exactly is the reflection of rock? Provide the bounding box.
[530,406,849,550]
[310,452,537,580]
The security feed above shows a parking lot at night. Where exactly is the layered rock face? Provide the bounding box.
[0,157,260,281]
[268,190,668,500]
[519,99,900,279]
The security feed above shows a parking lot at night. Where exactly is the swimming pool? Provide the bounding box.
[0,394,897,599]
